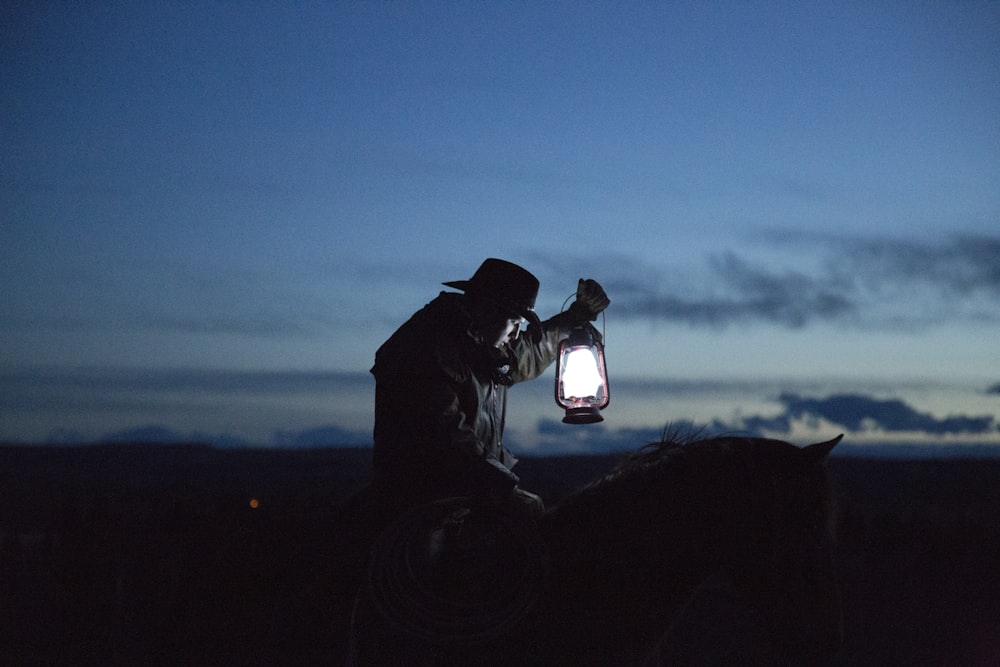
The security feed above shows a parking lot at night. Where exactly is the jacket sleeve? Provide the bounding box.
[374,362,520,495]
[509,311,579,382]
[427,376,521,492]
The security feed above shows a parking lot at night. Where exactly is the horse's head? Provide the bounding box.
[725,435,843,663]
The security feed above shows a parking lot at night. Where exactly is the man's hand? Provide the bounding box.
[510,486,545,518]
[568,278,610,323]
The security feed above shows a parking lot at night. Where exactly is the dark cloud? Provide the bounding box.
[1,367,371,400]
[1,307,325,339]
[518,392,999,455]
[767,393,995,436]
[575,233,1000,330]
[725,413,792,435]
[987,383,1000,396]
[78,423,370,448]
[513,419,695,455]
[524,418,613,454]
[0,368,375,441]
[616,252,855,328]
[828,234,1000,297]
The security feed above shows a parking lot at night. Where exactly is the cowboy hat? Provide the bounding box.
[443,258,541,327]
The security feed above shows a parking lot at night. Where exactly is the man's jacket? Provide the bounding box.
[370,292,572,508]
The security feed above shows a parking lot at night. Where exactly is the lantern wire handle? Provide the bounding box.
[560,293,606,343]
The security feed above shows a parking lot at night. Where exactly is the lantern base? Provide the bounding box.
[562,407,604,424]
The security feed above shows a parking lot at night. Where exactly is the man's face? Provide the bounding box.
[479,314,525,348]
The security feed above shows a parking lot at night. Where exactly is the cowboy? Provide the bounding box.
[369,258,609,523]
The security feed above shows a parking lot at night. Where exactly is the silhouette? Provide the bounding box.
[346,434,842,665]
[370,259,610,522]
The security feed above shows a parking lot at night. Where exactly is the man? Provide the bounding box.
[369,258,609,522]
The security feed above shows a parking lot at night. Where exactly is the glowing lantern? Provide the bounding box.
[555,325,609,424]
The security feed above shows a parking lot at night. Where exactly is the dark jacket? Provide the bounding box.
[370,292,571,510]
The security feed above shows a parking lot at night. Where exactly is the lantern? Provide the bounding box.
[555,325,610,424]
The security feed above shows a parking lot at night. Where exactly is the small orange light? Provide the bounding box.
[249,498,260,509]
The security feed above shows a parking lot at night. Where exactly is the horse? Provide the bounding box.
[347,433,843,665]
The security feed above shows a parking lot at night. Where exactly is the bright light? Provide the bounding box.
[555,325,610,424]
[249,498,260,509]
[562,347,604,399]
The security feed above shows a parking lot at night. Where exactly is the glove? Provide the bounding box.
[566,278,610,324]
[475,457,520,499]
[510,486,545,518]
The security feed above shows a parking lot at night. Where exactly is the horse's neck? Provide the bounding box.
[536,474,744,656]
[549,491,737,579]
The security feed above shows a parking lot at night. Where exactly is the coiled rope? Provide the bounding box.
[366,497,548,645]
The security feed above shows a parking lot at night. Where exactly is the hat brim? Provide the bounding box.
[443,280,539,326]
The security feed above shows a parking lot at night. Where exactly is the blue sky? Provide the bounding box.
[2,2,999,452]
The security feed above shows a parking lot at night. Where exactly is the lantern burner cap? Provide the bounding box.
[562,406,604,424]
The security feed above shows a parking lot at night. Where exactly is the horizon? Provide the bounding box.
[4,343,998,449]
[5,429,1000,461]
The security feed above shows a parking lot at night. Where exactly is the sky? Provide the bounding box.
[2,1,999,454]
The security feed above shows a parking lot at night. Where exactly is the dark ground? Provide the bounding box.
[2,444,999,665]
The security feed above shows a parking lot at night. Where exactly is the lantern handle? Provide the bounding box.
[559,293,606,344]
[559,292,574,312]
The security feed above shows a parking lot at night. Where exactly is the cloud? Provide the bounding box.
[591,233,1000,330]
[754,393,996,436]
[615,252,856,328]
[0,367,375,443]
[515,391,999,454]
[506,418,650,455]
[1,366,371,399]
[76,423,370,448]
[7,367,997,450]
[828,234,1000,298]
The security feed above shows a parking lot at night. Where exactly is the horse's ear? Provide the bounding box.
[802,434,843,462]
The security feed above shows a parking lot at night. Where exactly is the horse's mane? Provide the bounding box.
[548,425,812,520]
[618,422,715,469]
[571,425,736,490]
